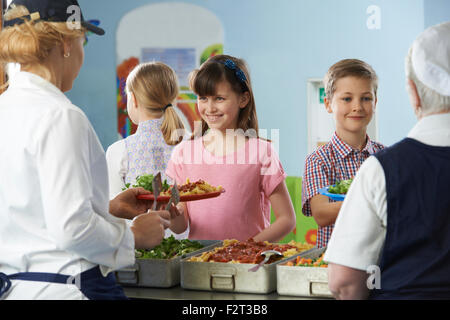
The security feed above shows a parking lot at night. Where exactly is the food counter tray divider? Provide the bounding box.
[180,242,317,294]
[115,240,220,288]
[276,246,333,298]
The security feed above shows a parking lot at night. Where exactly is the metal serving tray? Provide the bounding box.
[115,240,219,288]
[276,247,333,298]
[180,242,307,294]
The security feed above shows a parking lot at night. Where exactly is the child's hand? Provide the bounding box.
[310,194,343,227]
[150,204,182,229]
[167,202,182,220]
[160,202,188,235]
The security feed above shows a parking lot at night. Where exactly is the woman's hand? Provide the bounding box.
[109,187,153,220]
[131,211,170,249]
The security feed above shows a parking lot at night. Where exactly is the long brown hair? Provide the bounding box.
[189,54,259,138]
[126,62,185,145]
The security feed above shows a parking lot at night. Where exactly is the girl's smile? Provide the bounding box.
[205,113,224,123]
[197,80,248,133]
[347,115,366,120]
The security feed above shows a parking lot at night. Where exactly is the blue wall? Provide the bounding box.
[68,0,446,177]
[424,0,450,28]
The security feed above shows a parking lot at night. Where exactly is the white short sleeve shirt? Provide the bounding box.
[324,113,450,271]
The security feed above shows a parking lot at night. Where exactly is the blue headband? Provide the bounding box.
[219,59,248,88]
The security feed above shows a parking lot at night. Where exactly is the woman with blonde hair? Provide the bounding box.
[106,62,188,239]
[0,0,172,300]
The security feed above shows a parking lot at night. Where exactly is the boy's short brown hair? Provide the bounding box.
[324,59,378,100]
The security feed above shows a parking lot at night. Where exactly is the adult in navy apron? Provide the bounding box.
[324,22,450,299]
[0,0,170,300]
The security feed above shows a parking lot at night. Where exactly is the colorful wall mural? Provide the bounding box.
[116,3,224,138]
[116,45,223,137]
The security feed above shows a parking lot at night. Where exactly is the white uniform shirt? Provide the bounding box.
[324,113,450,271]
[106,139,130,199]
[0,72,135,299]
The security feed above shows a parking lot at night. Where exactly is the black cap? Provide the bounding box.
[3,0,105,35]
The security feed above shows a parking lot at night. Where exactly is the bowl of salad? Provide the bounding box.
[318,179,353,201]
[135,235,206,260]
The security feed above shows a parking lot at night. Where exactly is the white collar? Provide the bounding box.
[407,113,450,147]
[8,71,71,105]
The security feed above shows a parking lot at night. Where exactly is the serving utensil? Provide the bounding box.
[248,250,283,272]
[165,182,180,210]
[151,172,162,211]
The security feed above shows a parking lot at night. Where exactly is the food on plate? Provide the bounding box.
[176,178,223,196]
[187,238,314,264]
[328,179,353,195]
[285,253,328,268]
[135,235,204,259]
[125,175,223,196]
[123,174,170,193]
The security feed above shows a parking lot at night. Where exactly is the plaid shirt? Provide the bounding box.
[302,132,385,248]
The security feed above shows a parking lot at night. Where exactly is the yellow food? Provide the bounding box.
[160,178,223,196]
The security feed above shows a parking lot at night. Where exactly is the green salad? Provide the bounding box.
[123,174,171,192]
[328,179,353,195]
[135,236,204,259]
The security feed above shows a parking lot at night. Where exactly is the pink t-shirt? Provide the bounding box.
[166,137,287,241]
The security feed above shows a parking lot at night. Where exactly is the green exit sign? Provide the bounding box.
[319,87,326,104]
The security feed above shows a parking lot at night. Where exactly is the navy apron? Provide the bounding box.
[370,138,450,299]
[0,265,128,300]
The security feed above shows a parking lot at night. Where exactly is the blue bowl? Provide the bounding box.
[318,186,346,202]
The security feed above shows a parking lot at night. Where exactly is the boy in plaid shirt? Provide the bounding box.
[302,59,385,248]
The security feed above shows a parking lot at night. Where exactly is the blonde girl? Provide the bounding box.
[106,62,188,238]
[165,54,296,242]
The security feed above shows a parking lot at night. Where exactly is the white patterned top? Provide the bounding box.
[106,118,188,239]
[106,118,174,198]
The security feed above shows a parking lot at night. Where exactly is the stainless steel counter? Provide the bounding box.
[123,286,331,300]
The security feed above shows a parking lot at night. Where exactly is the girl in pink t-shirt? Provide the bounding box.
[165,55,296,242]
